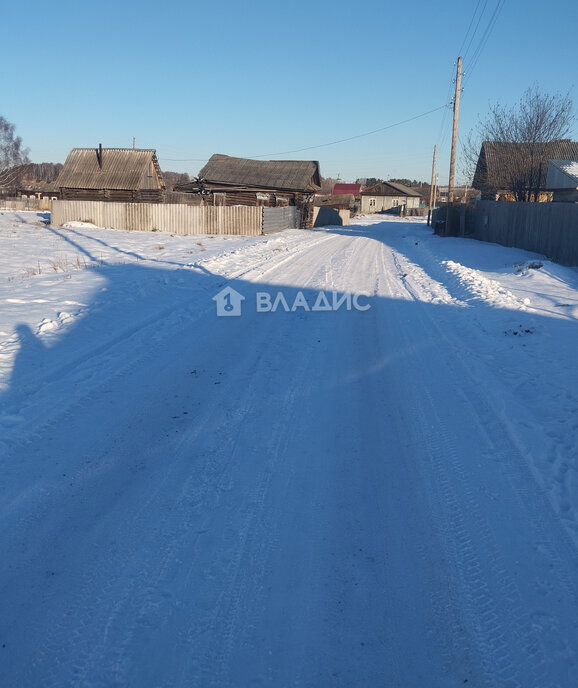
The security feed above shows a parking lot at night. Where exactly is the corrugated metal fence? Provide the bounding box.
[262,206,300,234]
[51,200,263,236]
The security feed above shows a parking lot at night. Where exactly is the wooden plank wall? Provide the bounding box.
[473,201,578,266]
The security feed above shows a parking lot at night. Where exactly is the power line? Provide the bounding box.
[462,0,490,61]
[159,157,210,162]
[436,73,455,151]
[464,0,506,81]
[159,105,447,165]
[458,0,485,58]
[247,106,447,158]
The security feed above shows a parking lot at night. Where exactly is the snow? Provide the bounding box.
[1,210,578,686]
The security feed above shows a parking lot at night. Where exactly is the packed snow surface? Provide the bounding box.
[1,211,578,687]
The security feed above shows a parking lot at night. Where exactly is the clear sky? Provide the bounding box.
[3,0,577,185]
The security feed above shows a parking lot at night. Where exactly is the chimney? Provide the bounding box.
[97,143,103,169]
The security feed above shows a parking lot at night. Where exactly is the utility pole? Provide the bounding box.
[448,56,462,204]
[427,144,437,226]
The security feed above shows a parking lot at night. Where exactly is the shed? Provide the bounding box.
[56,147,165,202]
[359,181,421,214]
[312,194,356,227]
[175,153,322,227]
[546,160,578,202]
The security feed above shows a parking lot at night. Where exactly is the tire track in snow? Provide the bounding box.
[379,236,578,685]
[175,236,351,687]
[21,230,347,687]
[376,240,483,683]
[0,232,332,457]
[1,231,344,687]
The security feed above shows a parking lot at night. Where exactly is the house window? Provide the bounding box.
[369,198,376,207]
[392,199,399,206]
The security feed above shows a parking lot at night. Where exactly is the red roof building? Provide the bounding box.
[332,183,362,195]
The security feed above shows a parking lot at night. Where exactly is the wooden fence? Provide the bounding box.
[0,197,53,211]
[433,201,578,267]
[473,201,578,266]
[51,200,264,236]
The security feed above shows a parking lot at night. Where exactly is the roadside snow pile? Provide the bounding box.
[442,259,529,311]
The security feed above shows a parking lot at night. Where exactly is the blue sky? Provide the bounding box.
[3,0,577,184]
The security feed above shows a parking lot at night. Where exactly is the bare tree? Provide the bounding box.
[0,116,30,187]
[462,86,575,201]
[163,171,191,191]
[319,176,340,194]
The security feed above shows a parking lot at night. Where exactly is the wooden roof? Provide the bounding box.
[314,194,356,207]
[56,148,165,190]
[361,181,421,197]
[197,154,321,192]
[473,140,578,191]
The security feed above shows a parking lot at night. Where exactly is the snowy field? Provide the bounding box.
[1,210,578,687]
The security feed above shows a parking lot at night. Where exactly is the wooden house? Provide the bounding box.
[175,154,321,228]
[359,181,421,214]
[56,146,165,202]
[473,140,578,201]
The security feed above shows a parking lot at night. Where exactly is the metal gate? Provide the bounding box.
[262,206,300,234]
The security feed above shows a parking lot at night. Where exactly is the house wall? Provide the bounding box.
[142,160,162,189]
[552,189,578,203]
[61,188,165,203]
[546,165,578,191]
[360,195,420,213]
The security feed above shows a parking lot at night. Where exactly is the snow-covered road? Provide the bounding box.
[1,212,578,686]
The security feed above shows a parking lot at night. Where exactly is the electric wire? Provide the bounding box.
[462,0,490,62]
[159,105,447,164]
[247,105,447,158]
[457,0,485,58]
[465,0,505,80]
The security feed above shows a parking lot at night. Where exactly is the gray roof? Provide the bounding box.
[361,181,421,197]
[314,194,356,207]
[56,148,165,190]
[473,140,578,191]
[197,154,321,192]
